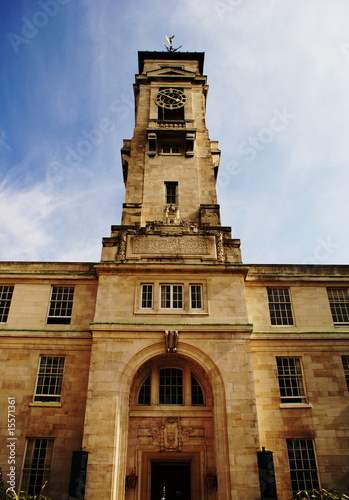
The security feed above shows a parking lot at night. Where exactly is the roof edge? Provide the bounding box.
[138,51,205,75]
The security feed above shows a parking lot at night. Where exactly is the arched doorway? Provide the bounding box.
[126,353,216,500]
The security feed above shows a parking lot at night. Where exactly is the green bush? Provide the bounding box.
[0,472,50,500]
[292,488,349,500]
[5,483,50,500]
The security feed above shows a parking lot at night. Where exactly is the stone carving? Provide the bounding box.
[160,417,179,451]
[118,231,127,261]
[216,231,224,262]
[132,235,210,255]
[159,417,193,452]
[143,417,194,452]
[146,220,198,235]
[164,204,180,224]
[149,427,159,438]
[164,331,179,353]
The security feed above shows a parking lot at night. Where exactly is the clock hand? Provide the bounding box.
[167,96,182,103]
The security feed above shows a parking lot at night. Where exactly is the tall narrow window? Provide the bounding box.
[190,285,202,309]
[287,439,319,494]
[0,285,14,323]
[276,358,306,403]
[34,356,65,403]
[138,375,151,405]
[268,288,294,325]
[342,356,349,390]
[141,284,153,309]
[165,182,178,204]
[159,368,183,404]
[21,438,54,495]
[160,285,183,309]
[327,288,349,325]
[191,374,205,405]
[47,286,74,324]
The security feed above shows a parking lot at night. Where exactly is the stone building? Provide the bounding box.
[0,49,348,500]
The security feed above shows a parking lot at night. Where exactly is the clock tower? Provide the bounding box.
[101,50,242,264]
[84,48,260,500]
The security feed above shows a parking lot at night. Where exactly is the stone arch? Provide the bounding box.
[119,340,232,500]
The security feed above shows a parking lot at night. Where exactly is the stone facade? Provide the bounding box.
[0,51,348,500]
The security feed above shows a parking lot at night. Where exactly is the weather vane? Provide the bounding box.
[164,35,182,52]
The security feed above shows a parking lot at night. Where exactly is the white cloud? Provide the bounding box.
[0,183,53,260]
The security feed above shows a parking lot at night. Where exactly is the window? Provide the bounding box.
[161,145,182,155]
[191,374,205,405]
[0,285,14,323]
[47,286,74,324]
[136,282,206,314]
[136,365,208,407]
[21,438,54,495]
[190,285,202,309]
[161,284,183,309]
[34,356,65,403]
[141,284,153,309]
[138,375,151,405]
[327,288,349,325]
[276,358,306,403]
[268,288,294,325]
[159,368,183,404]
[287,439,319,494]
[165,182,178,204]
[342,356,349,390]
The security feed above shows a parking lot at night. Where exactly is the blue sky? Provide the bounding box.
[1,0,349,264]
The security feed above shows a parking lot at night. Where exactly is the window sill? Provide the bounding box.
[159,153,183,156]
[29,401,62,407]
[135,310,209,316]
[270,324,295,327]
[279,403,312,409]
[130,407,212,417]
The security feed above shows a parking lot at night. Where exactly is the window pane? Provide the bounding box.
[190,285,202,309]
[160,285,183,309]
[191,374,205,405]
[165,182,177,204]
[141,284,153,308]
[159,368,183,404]
[342,356,349,390]
[34,356,65,402]
[21,438,54,495]
[277,358,306,403]
[138,375,151,405]
[268,288,294,325]
[161,285,171,308]
[0,285,14,323]
[172,285,183,308]
[327,288,349,324]
[161,145,182,155]
[287,439,319,495]
[47,286,74,324]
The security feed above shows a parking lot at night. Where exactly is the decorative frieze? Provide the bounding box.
[127,234,217,260]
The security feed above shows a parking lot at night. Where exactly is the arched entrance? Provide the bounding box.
[126,353,216,500]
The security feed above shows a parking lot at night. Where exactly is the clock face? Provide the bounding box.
[155,88,186,109]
